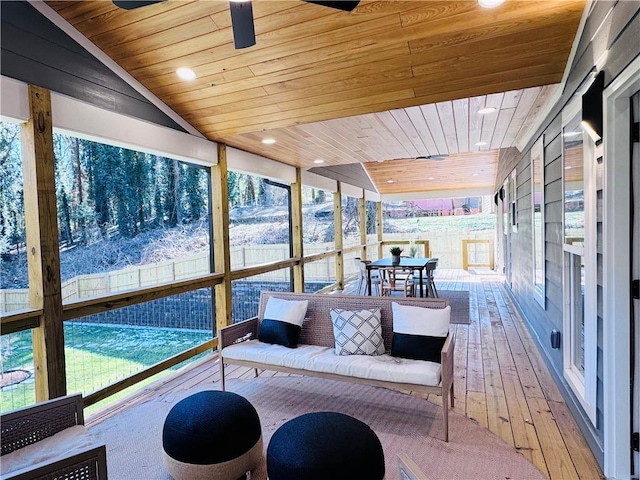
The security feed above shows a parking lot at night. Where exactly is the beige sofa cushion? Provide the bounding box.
[222,341,442,387]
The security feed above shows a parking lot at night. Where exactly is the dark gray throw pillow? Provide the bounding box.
[258,318,302,348]
[391,333,446,363]
[390,303,451,364]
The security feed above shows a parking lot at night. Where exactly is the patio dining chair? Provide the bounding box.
[354,257,381,295]
[379,266,415,297]
[412,258,439,297]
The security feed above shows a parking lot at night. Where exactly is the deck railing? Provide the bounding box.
[0,236,492,413]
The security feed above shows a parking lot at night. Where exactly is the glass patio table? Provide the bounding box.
[365,257,432,297]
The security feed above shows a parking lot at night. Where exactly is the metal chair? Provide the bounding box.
[413,258,439,297]
[354,258,381,295]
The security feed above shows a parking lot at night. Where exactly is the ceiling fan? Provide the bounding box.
[112,1,360,49]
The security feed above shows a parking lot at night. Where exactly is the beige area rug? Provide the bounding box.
[438,290,470,324]
[89,377,543,480]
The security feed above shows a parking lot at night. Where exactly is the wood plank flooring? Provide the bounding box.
[88,269,603,480]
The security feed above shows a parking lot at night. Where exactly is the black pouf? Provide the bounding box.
[267,412,385,480]
[162,390,262,480]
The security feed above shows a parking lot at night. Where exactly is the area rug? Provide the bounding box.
[439,290,470,324]
[89,377,543,480]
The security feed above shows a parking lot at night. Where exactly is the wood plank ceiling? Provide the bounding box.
[46,0,585,196]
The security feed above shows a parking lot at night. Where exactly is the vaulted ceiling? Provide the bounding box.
[46,0,585,196]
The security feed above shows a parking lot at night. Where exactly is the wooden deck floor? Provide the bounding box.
[89,269,603,480]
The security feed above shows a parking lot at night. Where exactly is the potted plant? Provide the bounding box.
[389,246,403,265]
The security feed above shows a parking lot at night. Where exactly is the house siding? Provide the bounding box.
[495,0,640,467]
[0,1,186,133]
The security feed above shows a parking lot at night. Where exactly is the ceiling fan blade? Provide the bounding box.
[302,1,360,12]
[112,0,166,10]
[229,1,256,49]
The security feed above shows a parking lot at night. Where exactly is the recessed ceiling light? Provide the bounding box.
[475,141,488,146]
[478,0,505,8]
[477,107,496,115]
[313,159,324,164]
[176,67,196,81]
[387,179,395,184]
[427,177,435,180]
[472,173,481,177]
[261,138,276,145]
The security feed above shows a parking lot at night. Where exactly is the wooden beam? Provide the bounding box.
[334,183,344,289]
[0,308,42,335]
[62,273,224,320]
[212,143,232,331]
[21,85,66,401]
[230,258,300,281]
[291,168,304,292]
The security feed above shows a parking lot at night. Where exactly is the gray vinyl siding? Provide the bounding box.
[0,1,186,133]
[495,0,640,467]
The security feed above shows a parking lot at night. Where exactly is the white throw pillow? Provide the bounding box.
[331,308,385,356]
[263,297,308,326]
[392,303,450,337]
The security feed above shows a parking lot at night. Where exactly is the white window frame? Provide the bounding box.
[602,55,638,480]
[531,136,545,308]
[561,96,597,425]
[510,169,518,233]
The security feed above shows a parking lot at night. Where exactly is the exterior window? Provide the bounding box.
[510,169,518,232]
[531,137,545,307]
[562,98,596,424]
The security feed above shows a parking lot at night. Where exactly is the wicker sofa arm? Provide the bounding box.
[441,331,456,390]
[3,444,108,480]
[218,317,259,350]
[1,394,108,480]
[1,394,84,456]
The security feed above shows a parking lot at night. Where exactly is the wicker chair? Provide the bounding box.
[1,394,107,480]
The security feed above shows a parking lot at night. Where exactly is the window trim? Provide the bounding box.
[531,136,545,308]
[561,96,597,425]
[510,169,518,233]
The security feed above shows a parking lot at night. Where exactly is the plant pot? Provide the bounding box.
[392,254,401,265]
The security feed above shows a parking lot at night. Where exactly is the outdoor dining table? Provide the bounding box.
[366,257,432,297]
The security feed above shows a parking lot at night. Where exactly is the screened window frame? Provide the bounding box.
[531,136,546,308]
[561,96,597,425]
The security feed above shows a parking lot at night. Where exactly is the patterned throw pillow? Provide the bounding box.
[330,308,385,356]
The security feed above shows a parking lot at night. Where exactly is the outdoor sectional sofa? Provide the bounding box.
[219,291,455,441]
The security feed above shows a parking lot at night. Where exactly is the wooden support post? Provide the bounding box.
[359,193,367,260]
[291,168,304,292]
[462,240,470,270]
[334,183,344,290]
[377,201,383,259]
[212,144,232,331]
[22,85,66,401]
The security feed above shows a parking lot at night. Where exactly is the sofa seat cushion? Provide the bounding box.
[0,425,94,476]
[222,340,441,387]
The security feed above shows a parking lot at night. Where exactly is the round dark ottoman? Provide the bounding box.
[267,412,385,480]
[162,391,262,480]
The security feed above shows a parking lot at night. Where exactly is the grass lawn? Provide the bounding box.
[0,323,211,413]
